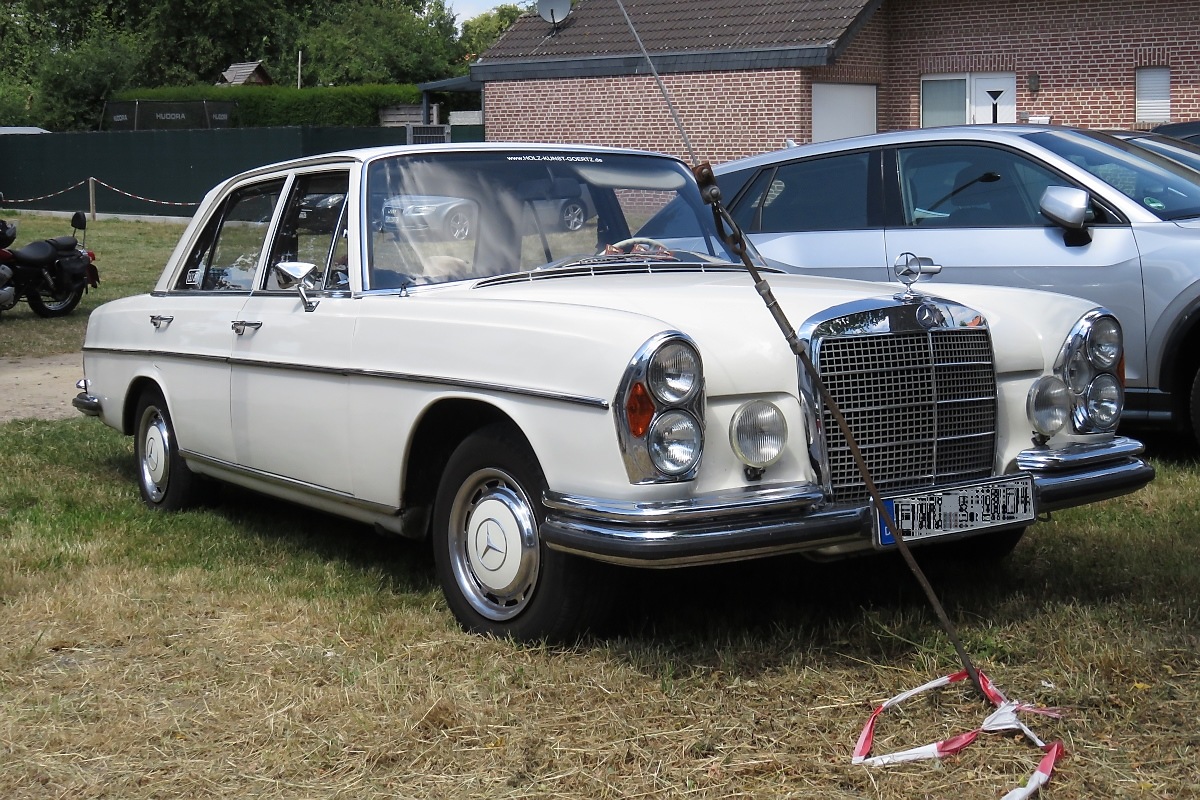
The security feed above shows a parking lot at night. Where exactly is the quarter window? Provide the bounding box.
[731,152,872,233]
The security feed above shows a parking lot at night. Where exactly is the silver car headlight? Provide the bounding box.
[729,400,788,468]
[1050,310,1125,433]
[649,411,703,475]
[647,340,700,404]
[616,333,706,483]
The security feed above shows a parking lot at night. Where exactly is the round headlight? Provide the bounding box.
[648,341,700,404]
[1085,373,1123,430]
[1087,316,1122,370]
[729,400,788,468]
[1028,376,1070,437]
[1064,347,1093,394]
[648,410,703,475]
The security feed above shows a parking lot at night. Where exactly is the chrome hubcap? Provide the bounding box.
[140,409,170,502]
[448,468,539,621]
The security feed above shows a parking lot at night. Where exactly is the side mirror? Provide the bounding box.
[272,260,322,311]
[1040,186,1090,230]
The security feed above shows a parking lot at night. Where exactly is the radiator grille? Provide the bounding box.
[814,328,996,504]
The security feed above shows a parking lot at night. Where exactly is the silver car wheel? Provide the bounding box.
[561,201,586,231]
[137,405,172,503]
[445,208,472,241]
[446,466,540,621]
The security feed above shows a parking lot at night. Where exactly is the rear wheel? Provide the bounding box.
[28,284,84,317]
[134,388,201,511]
[432,424,600,641]
[1188,367,1200,447]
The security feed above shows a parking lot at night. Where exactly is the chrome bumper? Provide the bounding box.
[72,389,102,417]
[541,436,1154,567]
[1017,435,1155,512]
[541,482,872,566]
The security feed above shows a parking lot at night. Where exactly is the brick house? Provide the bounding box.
[472,0,1200,164]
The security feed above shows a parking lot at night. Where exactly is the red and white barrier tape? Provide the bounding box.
[853,669,1065,799]
[1,177,199,207]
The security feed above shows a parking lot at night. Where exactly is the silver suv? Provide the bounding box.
[715,125,1200,443]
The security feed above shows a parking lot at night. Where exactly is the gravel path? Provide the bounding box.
[0,352,85,422]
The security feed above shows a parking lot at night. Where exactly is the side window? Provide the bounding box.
[897,145,1059,228]
[175,179,284,291]
[730,152,871,233]
[265,172,350,291]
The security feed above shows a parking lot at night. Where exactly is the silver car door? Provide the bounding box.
[884,143,1147,388]
[732,149,890,280]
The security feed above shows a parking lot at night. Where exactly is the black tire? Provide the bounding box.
[28,284,84,317]
[1188,366,1200,447]
[134,388,201,511]
[560,200,587,232]
[432,423,600,641]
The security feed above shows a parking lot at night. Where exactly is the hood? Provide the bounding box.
[461,269,1084,396]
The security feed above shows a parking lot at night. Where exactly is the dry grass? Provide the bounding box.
[1,418,1198,799]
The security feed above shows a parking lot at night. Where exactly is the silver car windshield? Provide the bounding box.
[363,151,740,288]
[1028,129,1200,221]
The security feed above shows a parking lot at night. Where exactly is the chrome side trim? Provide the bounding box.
[80,346,609,410]
[181,449,398,511]
[1016,435,1144,470]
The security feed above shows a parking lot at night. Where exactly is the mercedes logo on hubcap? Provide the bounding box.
[474,518,508,572]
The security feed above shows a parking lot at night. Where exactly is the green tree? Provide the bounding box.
[460,3,527,61]
[33,19,144,130]
[300,0,465,86]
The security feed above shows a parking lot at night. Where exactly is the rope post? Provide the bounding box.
[89,177,97,221]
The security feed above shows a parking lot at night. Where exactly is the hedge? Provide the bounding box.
[112,84,424,127]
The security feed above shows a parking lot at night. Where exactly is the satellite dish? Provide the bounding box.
[538,0,571,27]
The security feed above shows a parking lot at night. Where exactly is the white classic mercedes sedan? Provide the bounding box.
[74,143,1154,640]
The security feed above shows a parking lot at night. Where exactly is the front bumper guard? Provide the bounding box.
[541,436,1154,567]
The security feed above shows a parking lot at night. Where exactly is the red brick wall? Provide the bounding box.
[482,0,1200,162]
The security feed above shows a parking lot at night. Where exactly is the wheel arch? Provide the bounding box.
[121,375,165,435]
[1156,299,1200,401]
[402,398,530,538]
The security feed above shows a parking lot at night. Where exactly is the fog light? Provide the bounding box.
[729,400,788,468]
[1028,376,1069,437]
[648,411,702,475]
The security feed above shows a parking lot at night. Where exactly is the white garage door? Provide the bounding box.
[812,83,878,143]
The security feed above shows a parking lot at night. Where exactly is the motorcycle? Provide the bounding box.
[0,211,99,318]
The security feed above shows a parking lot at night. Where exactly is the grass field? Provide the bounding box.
[1,211,1197,798]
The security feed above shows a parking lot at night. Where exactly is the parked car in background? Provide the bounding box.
[1106,129,1200,174]
[74,143,1153,640]
[380,185,594,242]
[1151,120,1200,144]
[715,125,1200,444]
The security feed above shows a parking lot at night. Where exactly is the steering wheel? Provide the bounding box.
[603,237,672,254]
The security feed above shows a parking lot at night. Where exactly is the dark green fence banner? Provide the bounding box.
[0,127,410,216]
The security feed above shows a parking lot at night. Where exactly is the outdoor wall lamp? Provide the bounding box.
[1027,72,1041,94]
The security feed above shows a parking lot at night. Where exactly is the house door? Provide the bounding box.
[971,74,1016,124]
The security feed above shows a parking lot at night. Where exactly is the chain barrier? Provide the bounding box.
[0,177,200,210]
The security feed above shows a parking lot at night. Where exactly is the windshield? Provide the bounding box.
[363,150,741,288]
[1120,134,1200,174]
[1027,129,1200,220]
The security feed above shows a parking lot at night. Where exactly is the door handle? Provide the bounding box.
[231,320,263,335]
[149,315,174,328]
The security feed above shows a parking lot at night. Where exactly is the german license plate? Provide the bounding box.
[876,476,1035,546]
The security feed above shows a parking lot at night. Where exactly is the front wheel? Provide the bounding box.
[134,388,201,511]
[432,424,600,640]
[28,284,84,317]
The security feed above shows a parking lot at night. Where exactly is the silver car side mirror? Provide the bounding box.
[1040,186,1090,230]
[272,261,322,312]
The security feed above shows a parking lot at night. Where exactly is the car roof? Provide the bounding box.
[713,124,1095,172]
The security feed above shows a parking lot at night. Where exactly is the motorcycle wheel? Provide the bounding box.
[27,285,84,317]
